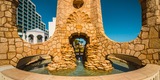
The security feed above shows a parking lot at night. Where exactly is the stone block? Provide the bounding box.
[0,54,7,59]
[36,49,41,54]
[5,32,12,37]
[122,49,126,54]
[9,45,16,52]
[0,18,2,26]
[0,27,8,31]
[22,52,27,57]
[12,57,18,63]
[0,12,4,17]
[15,38,22,42]
[146,55,153,59]
[24,43,31,47]
[121,43,129,49]
[45,46,49,50]
[141,32,149,39]
[142,27,149,31]
[15,42,23,47]
[24,47,30,52]
[134,52,141,57]
[4,23,11,27]
[135,44,144,51]
[147,49,154,54]
[138,54,146,60]
[142,40,149,49]
[12,31,19,37]
[107,50,110,54]
[130,50,135,56]
[0,32,4,37]
[154,49,160,53]
[32,45,38,49]
[147,17,156,26]
[8,39,14,44]
[16,54,23,59]
[129,44,134,50]
[1,17,6,25]
[117,48,121,53]
[0,60,9,66]
[8,52,16,59]
[0,43,8,53]
[149,39,160,48]
[113,49,117,53]
[156,16,160,24]
[0,37,7,42]
[57,43,61,48]
[107,45,112,49]
[134,38,141,44]
[149,27,158,38]
[1,4,7,11]
[39,45,44,50]
[5,11,12,17]
[10,60,17,66]
[16,47,23,54]
[153,53,159,59]
[126,49,130,55]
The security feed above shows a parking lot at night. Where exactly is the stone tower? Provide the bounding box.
[47,0,113,71]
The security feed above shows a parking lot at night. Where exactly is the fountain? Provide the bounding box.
[31,0,139,75]
[28,55,140,76]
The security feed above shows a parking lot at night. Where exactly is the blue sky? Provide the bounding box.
[31,0,142,42]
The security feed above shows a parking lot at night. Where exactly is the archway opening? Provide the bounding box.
[69,33,90,64]
[28,34,34,43]
[37,35,43,43]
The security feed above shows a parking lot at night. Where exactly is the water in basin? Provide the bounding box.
[29,59,138,76]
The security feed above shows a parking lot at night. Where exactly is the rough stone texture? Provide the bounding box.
[149,27,159,38]
[47,44,77,71]
[84,43,113,71]
[149,39,160,48]
[0,0,159,70]
[0,43,8,53]
[135,44,145,51]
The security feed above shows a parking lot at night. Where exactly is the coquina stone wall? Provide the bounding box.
[0,0,160,68]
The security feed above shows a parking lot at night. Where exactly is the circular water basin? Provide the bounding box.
[28,59,139,76]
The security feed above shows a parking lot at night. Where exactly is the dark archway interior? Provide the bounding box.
[69,33,89,64]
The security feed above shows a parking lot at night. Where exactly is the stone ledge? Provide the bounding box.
[0,64,160,80]
[0,65,14,72]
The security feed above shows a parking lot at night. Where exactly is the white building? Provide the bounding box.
[49,17,56,38]
[26,28,45,44]
[17,0,48,41]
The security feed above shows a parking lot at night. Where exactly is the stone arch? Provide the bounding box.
[69,32,90,63]
[69,32,90,45]
[66,11,91,24]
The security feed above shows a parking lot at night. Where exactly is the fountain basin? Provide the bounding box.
[0,64,160,80]
[27,58,139,76]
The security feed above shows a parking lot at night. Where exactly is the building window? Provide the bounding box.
[37,35,43,43]
[28,34,34,43]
